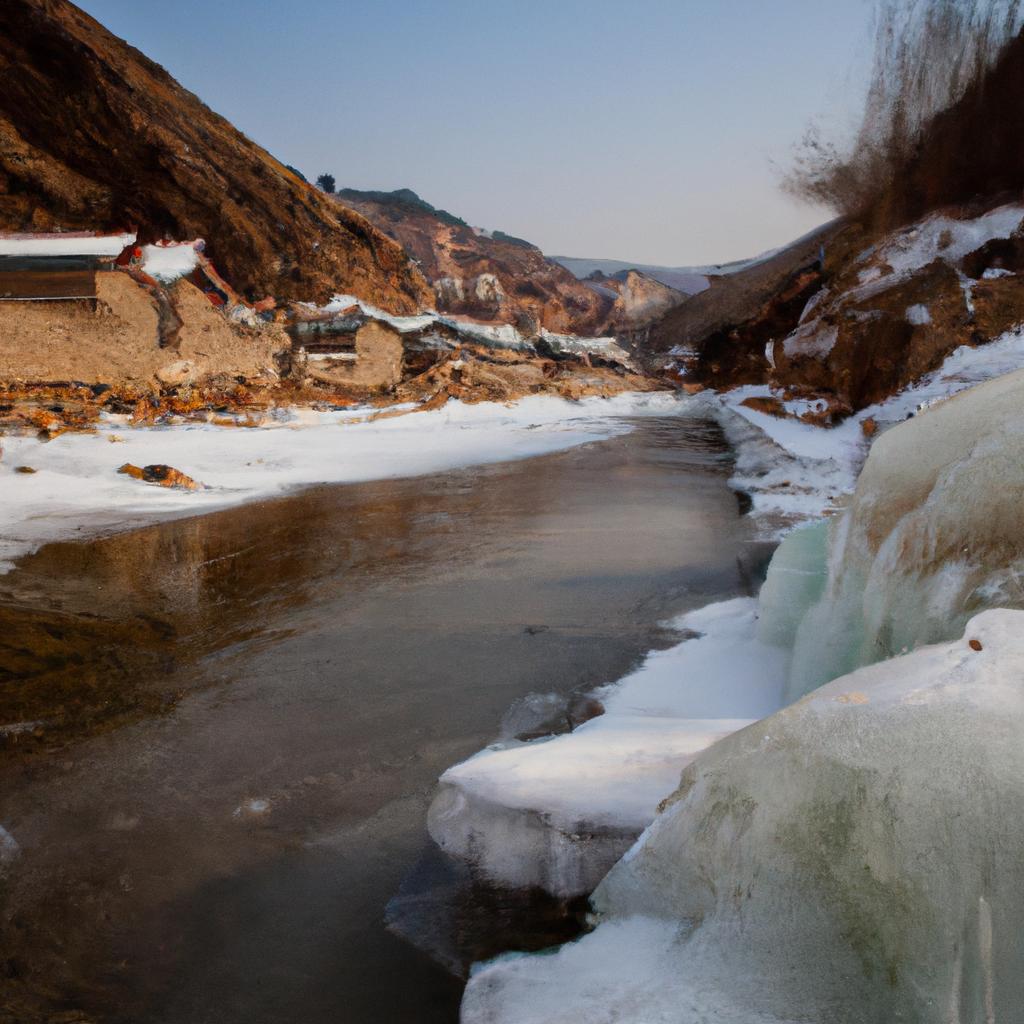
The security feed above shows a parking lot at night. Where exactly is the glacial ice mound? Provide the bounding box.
[465,609,1024,1023]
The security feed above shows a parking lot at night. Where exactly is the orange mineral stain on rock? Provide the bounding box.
[117,463,202,490]
[835,692,869,705]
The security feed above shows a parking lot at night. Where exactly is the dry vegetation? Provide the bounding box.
[785,0,1024,227]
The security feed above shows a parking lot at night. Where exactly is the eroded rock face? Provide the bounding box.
[0,0,432,311]
[646,220,846,377]
[336,188,615,335]
[771,259,969,407]
[0,273,288,388]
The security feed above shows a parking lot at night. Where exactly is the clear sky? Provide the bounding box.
[75,0,875,266]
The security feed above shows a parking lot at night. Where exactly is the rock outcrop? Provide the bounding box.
[583,269,686,335]
[336,188,618,335]
[0,0,432,311]
[655,202,1024,415]
[769,203,1024,412]
[645,220,846,378]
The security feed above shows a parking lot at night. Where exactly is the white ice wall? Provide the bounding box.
[466,610,1024,1023]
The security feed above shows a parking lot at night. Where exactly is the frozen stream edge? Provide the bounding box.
[435,327,1024,1012]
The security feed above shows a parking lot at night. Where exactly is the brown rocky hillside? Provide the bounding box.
[336,188,618,335]
[0,0,431,311]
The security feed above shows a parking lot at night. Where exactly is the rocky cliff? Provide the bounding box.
[336,188,619,335]
[0,0,432,311]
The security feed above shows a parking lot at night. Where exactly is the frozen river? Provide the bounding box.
[0,413,765,1024]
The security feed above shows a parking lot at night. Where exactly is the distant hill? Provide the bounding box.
[0,0,432,310]
[553,257,710,296]
[336,188,620,336]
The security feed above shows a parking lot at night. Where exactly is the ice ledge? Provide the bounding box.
[427,598,788,898]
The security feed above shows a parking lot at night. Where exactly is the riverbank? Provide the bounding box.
[0,414,755,1024]
[0,391,680,573]
[430,324,1024,1019]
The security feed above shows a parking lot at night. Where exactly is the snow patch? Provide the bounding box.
[141,241,202,282]
[781,320,838,359]
[0,392,685,574]
[867,203,1024,278]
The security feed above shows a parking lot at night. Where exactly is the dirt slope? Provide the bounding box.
[646,221,846,372]
[0,0,432,311]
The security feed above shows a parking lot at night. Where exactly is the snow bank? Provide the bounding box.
[427,598,788,898]
[0,392,683,573]
[0,232,136,257]
[466,610,1024,1024]
[140,241,201,282]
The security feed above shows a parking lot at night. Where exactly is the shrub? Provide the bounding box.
[785,0,1024,226]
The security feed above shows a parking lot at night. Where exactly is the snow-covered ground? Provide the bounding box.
[0,392,683,574]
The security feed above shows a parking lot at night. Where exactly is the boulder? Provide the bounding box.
[117,463,202,490]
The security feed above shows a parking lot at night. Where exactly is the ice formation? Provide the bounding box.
[466,610,1024,1024]
[787,365,1024,699]
[428,599,788,897]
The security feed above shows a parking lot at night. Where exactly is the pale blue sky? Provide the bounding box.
[76,0,875,265]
